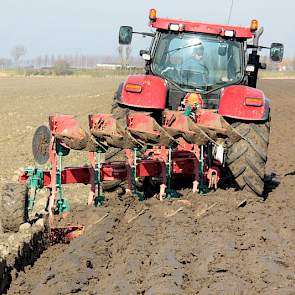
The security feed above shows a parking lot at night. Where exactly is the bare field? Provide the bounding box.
[1,77,295,294]
[0,76,122,188]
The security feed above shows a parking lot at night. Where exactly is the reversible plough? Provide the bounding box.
[19,108,239,227]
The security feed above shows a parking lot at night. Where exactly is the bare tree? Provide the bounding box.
[50,55,56,67]
[53,59,72,75]
[126,46,132,66]
[118,45,132,68]
[44,55,49,68]
[11,44,27,67]
[35,56,42,68]
[0,58,12,70]
[118,45,124,67]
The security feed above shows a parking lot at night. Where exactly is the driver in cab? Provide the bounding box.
[181,44,209,86]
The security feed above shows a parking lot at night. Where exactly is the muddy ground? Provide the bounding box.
[1,77,295,294]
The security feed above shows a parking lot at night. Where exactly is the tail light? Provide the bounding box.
[125,83,142,93]
[245,97,263,107]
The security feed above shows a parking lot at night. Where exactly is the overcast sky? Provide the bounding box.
[1,0,294,58]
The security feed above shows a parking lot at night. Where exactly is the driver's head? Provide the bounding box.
[193,44,204,60]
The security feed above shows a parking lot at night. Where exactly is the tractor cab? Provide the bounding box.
[150,30,243,93]
[119,9,284,105]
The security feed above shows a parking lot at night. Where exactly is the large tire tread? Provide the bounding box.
[226,120,270,196]
[1,183,28,232]
[111,101,128,127]
[104,101,128,162]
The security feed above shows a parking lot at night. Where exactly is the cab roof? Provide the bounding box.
[150,18,254,39]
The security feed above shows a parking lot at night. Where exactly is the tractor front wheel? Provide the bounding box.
[1,183,28,232]
[226,120,270,196]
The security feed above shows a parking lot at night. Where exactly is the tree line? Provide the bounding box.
[0,44,143,70]
[0,44,294,72]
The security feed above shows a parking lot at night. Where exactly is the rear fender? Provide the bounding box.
[114,81,124,101]
[218,85,270,121]
[119,75,167,110]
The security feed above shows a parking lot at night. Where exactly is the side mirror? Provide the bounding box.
[218,43,228,56]
[119,26,133,45]
[270,43,284,62]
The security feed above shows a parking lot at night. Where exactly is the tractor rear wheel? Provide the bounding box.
[1,183,28,232]
[99,101,129,191]
[111,101,128,127]
[108,101,147,192]
[226,120,270,196]
[103,101,128,162]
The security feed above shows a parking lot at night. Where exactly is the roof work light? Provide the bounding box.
[224,30,235,37]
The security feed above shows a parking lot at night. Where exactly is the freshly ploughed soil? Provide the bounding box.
[1,78,295,294]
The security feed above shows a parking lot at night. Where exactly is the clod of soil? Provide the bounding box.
[0,218,47,294]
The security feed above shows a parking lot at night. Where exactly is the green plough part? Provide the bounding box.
[199,145,209,195]
[24,168,44,210]
[131,148,145,201]
[166,146,180,199]
[94,150,105,207]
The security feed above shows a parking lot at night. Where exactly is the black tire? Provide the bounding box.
[100,101,128,191]
[226,120,270,196]
[109,101,148,193]
[104,101,129,162]
[1,183,28,232]
[102,180,122,191]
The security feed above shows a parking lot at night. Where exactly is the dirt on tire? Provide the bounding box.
[1,183,28,233]
[226,120,270,196]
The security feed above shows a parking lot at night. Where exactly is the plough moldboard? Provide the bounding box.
[19,109,236,229]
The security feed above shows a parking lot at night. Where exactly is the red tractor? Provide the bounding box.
[1,9,284,232]
[112,9,283,196]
